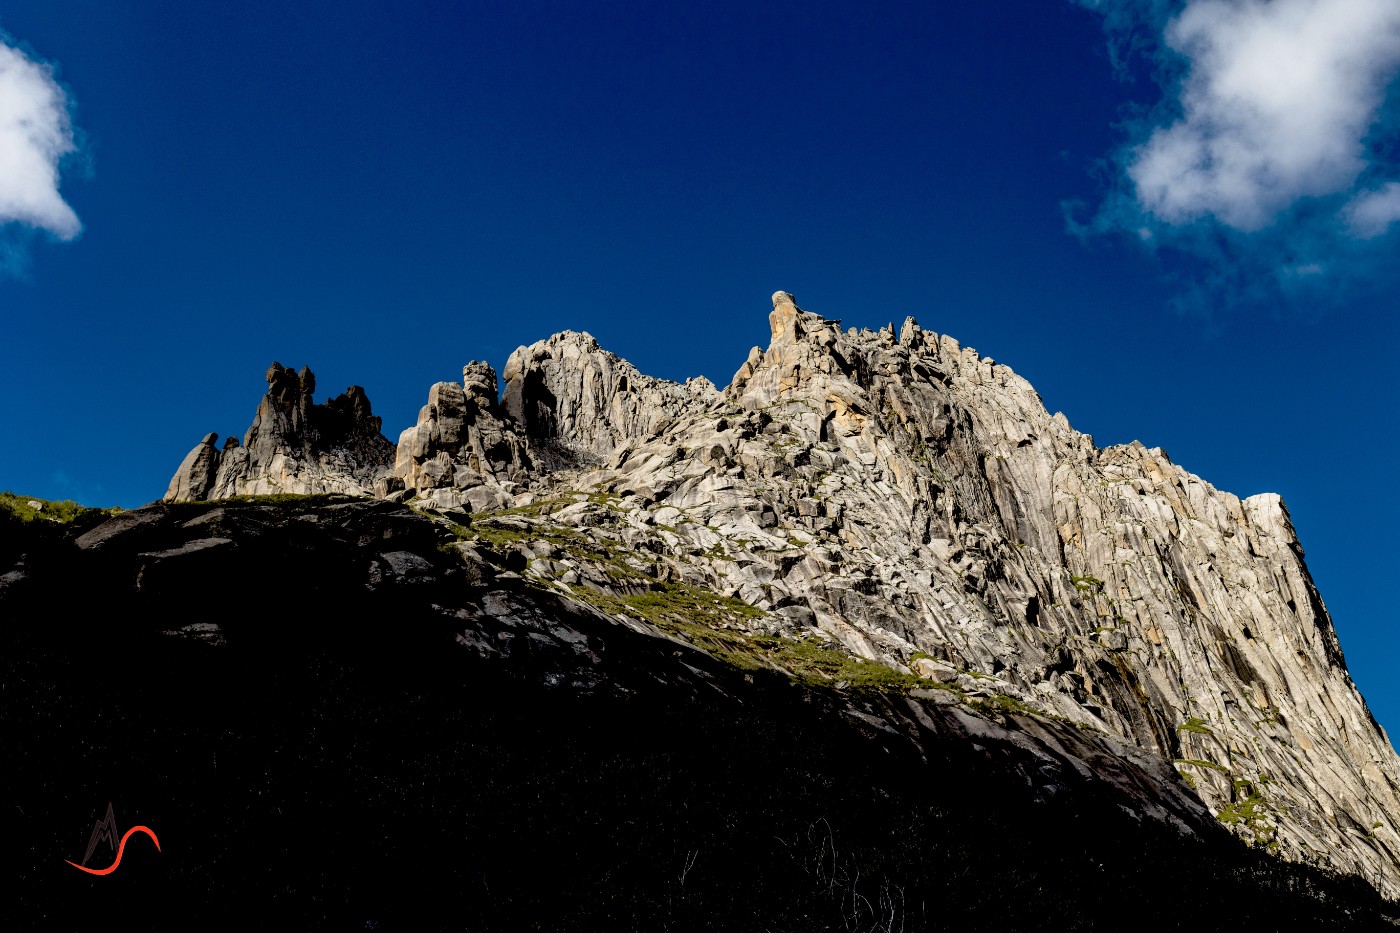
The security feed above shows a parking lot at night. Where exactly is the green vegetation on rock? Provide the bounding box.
[1071,574,1105,595]
[570,577,925,697]
[456,506,931,698]
[0,491,113,524]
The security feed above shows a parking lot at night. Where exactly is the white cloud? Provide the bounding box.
[1345,182,1400,237]
[0,40,80,239]
[1070,0,1400,309]
[1128,0,1400,232]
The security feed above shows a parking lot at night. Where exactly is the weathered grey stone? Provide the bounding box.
[138,537,235,561]
[368,549,437,588]
[374,474,406,498]
[492,291,1400,897]
[163,364,395,501]
[501,331,715,468]
[393,361,530,507]
[165,432,221,501]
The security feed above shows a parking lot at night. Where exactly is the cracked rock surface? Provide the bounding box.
[160,290,1400,897]
[164,362,395,500]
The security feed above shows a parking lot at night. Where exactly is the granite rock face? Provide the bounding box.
[392,361,532,511]
[501,330,718,468]
[163,363,395,500]
[160,291,1400,898]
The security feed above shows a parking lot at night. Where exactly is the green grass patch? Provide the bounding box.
[563,574,923,698]
[466,496,576,519]
[444,509,1027,706]
[449,491,625,525]
[702,543,734,562]
[462,516,652,582]
[971,694,1043,717]
[1071,574,1105,595]
[1177,716,1213,735]
[1218,793,1271,834]
[0,491,114,524]
[749,636,926,695]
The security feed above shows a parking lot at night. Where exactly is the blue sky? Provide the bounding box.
[1,1,1398,736]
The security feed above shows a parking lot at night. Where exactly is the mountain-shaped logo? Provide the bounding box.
[65,802,160,875]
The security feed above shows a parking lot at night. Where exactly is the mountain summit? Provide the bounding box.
[157,291,1400,902]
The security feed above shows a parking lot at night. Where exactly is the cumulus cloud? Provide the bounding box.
[1073,0,1400,306]
[0,39,80,240]
[1345,182,1400,237]
[1132,0,1400,231]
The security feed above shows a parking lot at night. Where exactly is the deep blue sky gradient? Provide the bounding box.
[2,1,1397,736]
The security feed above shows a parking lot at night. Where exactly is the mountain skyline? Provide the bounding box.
[2,1,1398,742]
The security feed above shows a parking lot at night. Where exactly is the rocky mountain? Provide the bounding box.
[145,290,1399,904]
[164,362,395,501]
[9,492,1395,929]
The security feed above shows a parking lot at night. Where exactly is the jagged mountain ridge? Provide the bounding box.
[166,290,1400,897]
[164,362,395,501]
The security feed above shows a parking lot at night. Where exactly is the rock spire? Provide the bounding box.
[163,362,395,501]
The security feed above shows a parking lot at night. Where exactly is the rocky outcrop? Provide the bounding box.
[164,432,223,502]
[514,290,1400,896]
[391,361,531,510]
[163,363,395,501]
[155,290,1400,899]
[501,331,717,468]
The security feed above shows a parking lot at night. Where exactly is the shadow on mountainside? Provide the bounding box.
[3,497,1397,931]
